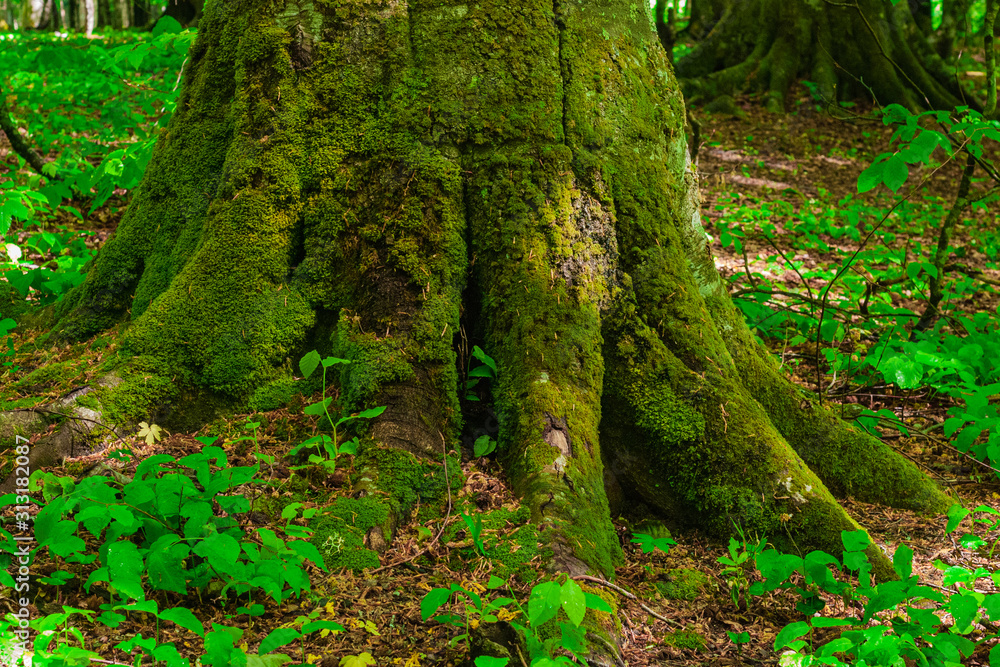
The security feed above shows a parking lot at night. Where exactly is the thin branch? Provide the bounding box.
[572,574,683,627]
[0,83,49,176]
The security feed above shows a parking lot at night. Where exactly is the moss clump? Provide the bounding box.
[247,377,299,411]
[308,496,390,572]
[662,629,706,652]
[654,568,710,601]
[355,447,462,516]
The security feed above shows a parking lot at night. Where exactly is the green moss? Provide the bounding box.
[354,447,462,515]
[662,629,706,652]
[308,496,390,572]
[247,377,299,412]
[654,568,710,601]
[74,394,100,411]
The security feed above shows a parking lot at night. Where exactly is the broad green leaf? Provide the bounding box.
[472,346,497,372]
[858,158,887,193]
[882,155,909,192]
[259,628,301,654]
[841,530,871,552]
[299,350,321,379]
[106,541,145,601]
[527,581,562,626]
[303,397,333,416]
[560,579,586,626]
[893,543,914,580]
[421,588,452,621]
[160,607,205,637]
[774,621,810,650]
[247,656,293,667]
[583,592,612,613]
[340,652,376,667]
[475,658,510,667]
[355,406,387,419]
[810,616,856,627]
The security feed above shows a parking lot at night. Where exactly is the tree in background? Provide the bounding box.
[667,0,969,111]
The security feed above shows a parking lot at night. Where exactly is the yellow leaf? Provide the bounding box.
[403,653,422,667]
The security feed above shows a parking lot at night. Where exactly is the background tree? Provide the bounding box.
[670,0,969,111]
[12,0,953,583]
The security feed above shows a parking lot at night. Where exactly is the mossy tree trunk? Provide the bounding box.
[49,0,952,583]
[674,0,968,111]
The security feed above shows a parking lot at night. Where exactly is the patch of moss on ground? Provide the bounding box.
[654,567,711,601]
[662,629,706,652]
[308,496,390,572]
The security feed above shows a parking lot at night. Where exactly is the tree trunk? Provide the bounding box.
[46,0,951,589]
[675,0,968,111]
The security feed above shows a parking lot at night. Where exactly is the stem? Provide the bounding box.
[986,0,999,119]
[0,84,49,177]
[914,153,975,332]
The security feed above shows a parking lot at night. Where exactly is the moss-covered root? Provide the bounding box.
[467,156,622,578]
[600,288,893,580]
[674,150,953,515]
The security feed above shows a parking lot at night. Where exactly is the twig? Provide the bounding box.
[572,574,683,627]
[0,83,50,176]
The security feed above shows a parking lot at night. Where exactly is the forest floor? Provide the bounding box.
[2,87,1000,667]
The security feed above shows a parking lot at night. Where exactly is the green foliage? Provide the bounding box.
[714,525,1000,667]
[465,346,497,402]
[1,29,192,309]
[630,532,677,555]
[422,572,612,666]
[0,435,342,667]
[288,350,386,474]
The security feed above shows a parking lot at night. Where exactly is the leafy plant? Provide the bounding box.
[288,349,386,473]
[465,346,497,401]
[630,532,677,555]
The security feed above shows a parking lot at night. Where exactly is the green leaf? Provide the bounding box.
[474,435,496,458]
[773,621,810,650]
[560,579,586,626]
[301,620,344,634]
[893,543,914,580]
[727,631,750,643]
[289,540,328,572]
[160,607,205,637]
[247,655,293,667]
[303,397,333,416]
[106,541,145,601]
[259,628,301,654]
[152,15,183,36]
[475,658,510,667]
[810,616,856,627]
[882,155,909,191]
[421,588,452,621]
[840,530,872,551]
[946,504,970,533]
[193,531,241,573]
[858,157,887,193]
[299,350,321,379]
[355,405,387,419]
[340,652,376,667]
[527,580,562,626]
[472,346,497,372]
[584,591,612,613]
[487,575,506,590]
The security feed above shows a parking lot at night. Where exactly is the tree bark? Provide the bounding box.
[674,0,969,111]
[47,0,951,589]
